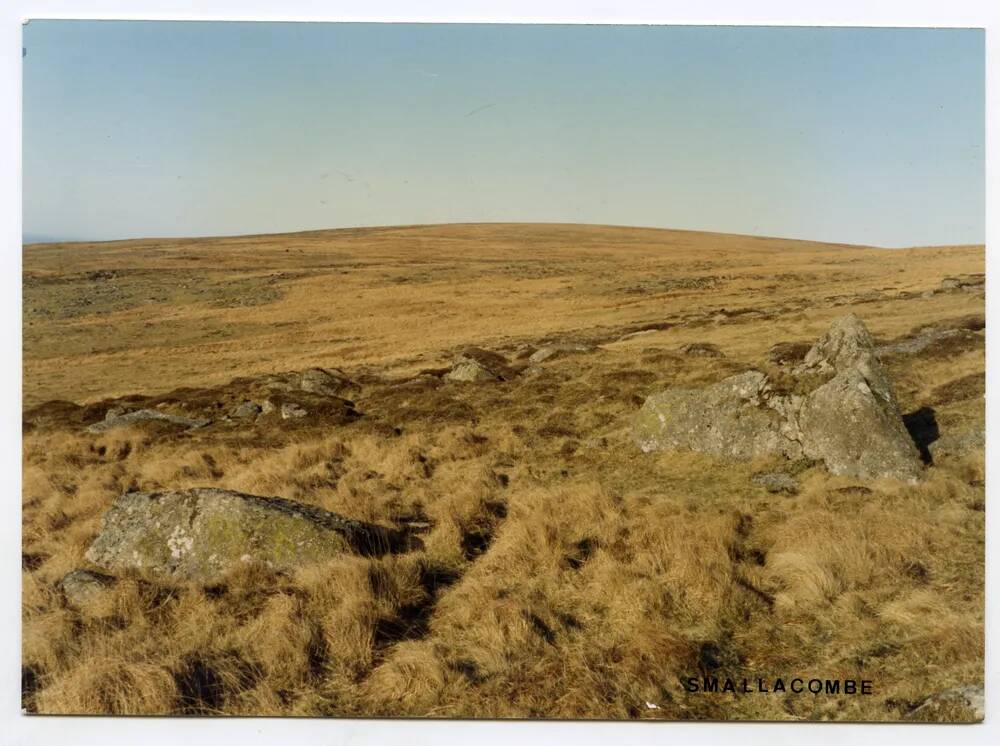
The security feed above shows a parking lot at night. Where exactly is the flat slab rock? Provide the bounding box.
[87,408,210,434]
[528,344,593,364]
[633,314,922,481]
[85,488,406,583]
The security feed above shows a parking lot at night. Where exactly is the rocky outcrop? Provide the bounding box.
[445,359,499,383]
[298,367,356,397]
[42,366,364,436]
[633,372,800,460]
[939,275,984,293]
[796,368,920,479]
[87,408,210,434]
[85,488,408,583]
[259,367,360,398]
[633,315,923,481]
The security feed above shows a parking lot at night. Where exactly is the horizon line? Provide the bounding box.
[20,220,987,252]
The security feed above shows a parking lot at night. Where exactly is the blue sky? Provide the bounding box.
[22,22,984,247]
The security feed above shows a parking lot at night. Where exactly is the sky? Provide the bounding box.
[22,21,984,247]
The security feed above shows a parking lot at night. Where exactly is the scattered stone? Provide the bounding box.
[85,488,408,583]
[280,402,308,419]
[633,314,923,481]
[260,399,276,415]
[60,569,116,613]
[299,367,356,396]
[445,359,499,383]
[230,402,262,419]
[906,684,984,722]
[455,347,511,373]
[528,344,592,364]
[751,472,799,494]
[679,342,724,358]
[87,408,210,434]
[443,347,515,382]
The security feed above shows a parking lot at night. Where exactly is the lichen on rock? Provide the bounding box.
[85,488,408,583]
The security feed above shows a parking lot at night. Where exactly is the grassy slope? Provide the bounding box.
[22,224,985,719]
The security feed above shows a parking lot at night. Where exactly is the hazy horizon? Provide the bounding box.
[19,220,989,250]
[23,22,984,248]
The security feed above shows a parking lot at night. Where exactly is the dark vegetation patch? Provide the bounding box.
[931,373,985,406]
[174,653,261,715]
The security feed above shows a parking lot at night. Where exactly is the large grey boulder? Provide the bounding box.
[797,368,921,480]
[633,372,801,460]
[633,315,923,481]
[792,314,920,479]
[85,488,406,583]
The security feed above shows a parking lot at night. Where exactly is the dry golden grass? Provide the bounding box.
[21,223,984,720]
